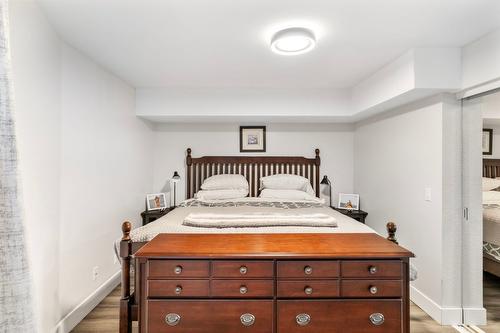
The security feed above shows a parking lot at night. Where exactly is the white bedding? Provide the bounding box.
[127,198,373,243]
[482,191,500,261]
[115,197,418,280]
[183,212,337,228]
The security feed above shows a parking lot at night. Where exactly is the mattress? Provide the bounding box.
[128,198,374,243]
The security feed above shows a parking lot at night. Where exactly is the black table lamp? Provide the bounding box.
[320,175,332,207]
[172,171,181,207]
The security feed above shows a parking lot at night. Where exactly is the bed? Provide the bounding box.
[482,159,500,277]
[118,149,408,332]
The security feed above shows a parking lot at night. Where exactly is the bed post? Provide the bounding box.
[386,222,398,244]
[186,148,192,199]
[120,221,132,333]
[314,148,320,197]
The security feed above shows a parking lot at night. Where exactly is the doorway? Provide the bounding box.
[462,90,500,331]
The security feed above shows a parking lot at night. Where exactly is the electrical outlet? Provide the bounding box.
[92,266,99,281]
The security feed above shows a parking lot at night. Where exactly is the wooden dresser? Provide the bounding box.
[134,233,414,333]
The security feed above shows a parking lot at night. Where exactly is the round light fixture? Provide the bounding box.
[270,27,316,55]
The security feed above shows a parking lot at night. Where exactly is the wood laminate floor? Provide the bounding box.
[72,277,499,333]
[479,272,500,333]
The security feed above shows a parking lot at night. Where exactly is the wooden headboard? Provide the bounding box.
[483,159,500,178]
[186,148,321,199]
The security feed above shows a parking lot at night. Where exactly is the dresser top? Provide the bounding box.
[135,233,414,259]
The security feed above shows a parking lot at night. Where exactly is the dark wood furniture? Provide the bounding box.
[483,158,500,178]
[141,208,175,226]
[135,233,413,333]
[482,159,500,278]
[119,149,404,332]
[332,207,368,224]
[186,148,321,198]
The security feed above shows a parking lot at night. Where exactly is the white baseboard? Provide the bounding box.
[463,308,487,326]
[410,285,462,325]
[54,270,121,333]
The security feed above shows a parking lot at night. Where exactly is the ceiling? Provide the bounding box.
[39,0,500,89]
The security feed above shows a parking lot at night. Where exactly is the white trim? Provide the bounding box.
[457,78,500,99]
[410,285,462,325]
[54,271,120,333]
[453,325,487,333]
[463,308,487,326]
[468,325,487,333]
[453,325,474,333]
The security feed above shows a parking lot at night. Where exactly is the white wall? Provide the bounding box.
[58,45,154,319]
[9,1,155,332]
[152,123,354,206]
[354,95,463,324]
[482,92,500,159]
[482,124,500,159]
[136,87,352,123]
[9,1,62,331]
[462,29,500,90]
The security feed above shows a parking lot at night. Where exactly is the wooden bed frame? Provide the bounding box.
[119,148,400,332]
[483,158,500,278]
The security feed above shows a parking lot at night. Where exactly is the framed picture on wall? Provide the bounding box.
[483,128,493,155]
[240,126,266,152]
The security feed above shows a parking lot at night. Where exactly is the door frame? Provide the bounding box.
[460,94,491,325]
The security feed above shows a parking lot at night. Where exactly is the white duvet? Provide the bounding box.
[115,197,418,281]
[126,198,373,243]
[483,191,500,246]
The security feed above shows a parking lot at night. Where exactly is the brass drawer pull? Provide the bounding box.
[296,313,311,326]
[369,286,378,294]
[239,266,248,275]
[239,286,248,294]
[369,313,385,326]
[240,313,255,326]
[175,286,183,295]
[369,266,378,274]
[174,266,183,275]
[304,286,313,295]
[165,313,181,326]
[304,266,313,275]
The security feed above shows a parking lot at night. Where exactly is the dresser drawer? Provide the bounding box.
[341,280,402,298]
[277,280,339,298]
[212,260,274,278]
[148,260,210,278]
[147,300,273,333]
[211,280,274,298]
[277,300,402,333]
[341,260,402,279]
[148,280,209,298]
[277,261,339,278]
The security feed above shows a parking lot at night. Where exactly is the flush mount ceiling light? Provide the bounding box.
[270,27,316,55]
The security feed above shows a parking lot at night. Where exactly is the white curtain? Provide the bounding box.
[0,0,36,331]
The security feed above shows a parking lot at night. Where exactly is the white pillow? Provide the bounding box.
[482,177,500,191]
[194,189,248,200]
[259,189,321,202]
[483,190,500,204]
[201,174,249,191]
[260,174,315,196]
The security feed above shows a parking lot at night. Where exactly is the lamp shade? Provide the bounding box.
[172,171,180,182]
[320,175,330,185]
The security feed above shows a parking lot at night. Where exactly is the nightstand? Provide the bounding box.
[141,207,175,226]
[331,207,368,224]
